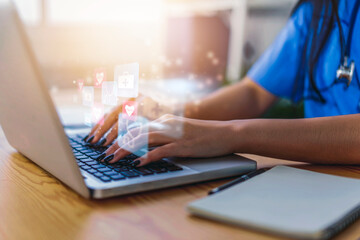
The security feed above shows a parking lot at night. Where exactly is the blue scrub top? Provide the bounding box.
[247,0,360,118]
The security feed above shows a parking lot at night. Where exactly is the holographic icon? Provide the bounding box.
[118,72,134,89]
[102,81,118,106]
[118,114,149,157]
[94,69,106,88]
[115,63,139,98]
[92,103,104,125]
[122,101,137,120]
[82,86,94,107]
[77,79,84,91]
[84,112,92,127]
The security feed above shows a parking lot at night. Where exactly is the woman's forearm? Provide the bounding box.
[233,114,360,164]
[184,77,277,120]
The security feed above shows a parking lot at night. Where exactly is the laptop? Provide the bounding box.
[0,0,256,199]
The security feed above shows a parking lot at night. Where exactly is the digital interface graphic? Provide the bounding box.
[92,103,104,124]
[118,72,135,89]
[76,62,188,142]
[118,113,149,157]
[102,81,118,106]
[114,63,139,98]
[122,101,138,120]
[83,104,104,127]
[82,86,94,107]
[94,68,106,88]
[84,112,92,127]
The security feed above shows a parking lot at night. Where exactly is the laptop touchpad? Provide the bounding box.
[168,155,256,172]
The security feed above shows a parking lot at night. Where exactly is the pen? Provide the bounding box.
[208,168,267,195]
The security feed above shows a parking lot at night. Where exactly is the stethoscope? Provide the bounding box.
[335,0,360,86]
[303,1,360,111]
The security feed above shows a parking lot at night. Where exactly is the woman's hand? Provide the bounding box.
[84,95,182,146]
[101,114,238,167]
[84,104,122,146]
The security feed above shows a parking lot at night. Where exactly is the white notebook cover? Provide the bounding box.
[187,166,360,240]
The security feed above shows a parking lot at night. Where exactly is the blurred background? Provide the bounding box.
[14,0,296,90]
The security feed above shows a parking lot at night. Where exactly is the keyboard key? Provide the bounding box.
[98,167,113,172]
[133,168,153,176]
[80,165,91,170]
[92,164,107,169]
[111,160,130,167]
[79,158,94,163]
[76,145,88,149]
[124,154,138,161]
[87,152,101,158]
[94,172,104,178]
[146,166,168,173]
[86,169,97,174]
[84,160,98,165]
[110,175,126,181]
[81,149,93,154]
[168,166,183,171]
[120,171,139,178]
[75,148,88,152]
[156,160,167,165]
[113,166,131,172]
[103,170,119,176]
[100,176,111,182]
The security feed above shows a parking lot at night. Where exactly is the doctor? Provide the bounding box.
[86,0,360,167]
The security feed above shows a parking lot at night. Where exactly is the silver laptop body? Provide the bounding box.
[0,0,256,199]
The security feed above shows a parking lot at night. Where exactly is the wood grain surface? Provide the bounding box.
[1,127,360,240]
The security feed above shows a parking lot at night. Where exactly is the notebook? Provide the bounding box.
[187,166,360,240]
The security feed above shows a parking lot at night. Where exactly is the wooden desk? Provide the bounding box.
[1,129,360,240]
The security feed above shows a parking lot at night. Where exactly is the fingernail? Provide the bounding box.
[96,138,106,147]
[103,154,114,163]
[82,134,89,141]
[131,160,141,167]
[86,135,94,143]
[96,153,106,161]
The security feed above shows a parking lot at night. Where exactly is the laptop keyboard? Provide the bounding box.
[68,134,183,183]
